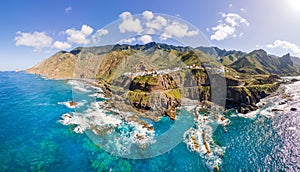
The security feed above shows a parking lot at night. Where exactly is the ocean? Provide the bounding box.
[0,71,299,171]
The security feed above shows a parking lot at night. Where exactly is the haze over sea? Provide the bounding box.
[0,71,299,171]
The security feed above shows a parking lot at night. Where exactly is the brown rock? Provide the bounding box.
[165,109,176,120]
[69,101,78,106]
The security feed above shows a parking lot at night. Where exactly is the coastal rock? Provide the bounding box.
[164,108,177,120]
[129,74,178,92]
[272,109,284,112]
[127,74,181,120]
[69,101,78,106]
[243,107,250,114]
[26,42,290,119]
[290,108,297,111]
[227,82,279,114]
[279,102,286,105]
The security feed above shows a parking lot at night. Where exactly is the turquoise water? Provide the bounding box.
[0,71,299,171]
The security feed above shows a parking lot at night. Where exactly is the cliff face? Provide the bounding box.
[226,83,279,113]
[129,74,178,92]
[126,74,181,120]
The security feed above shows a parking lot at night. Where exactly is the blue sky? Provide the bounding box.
[1,0,300,70]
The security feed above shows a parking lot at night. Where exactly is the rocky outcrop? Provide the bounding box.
[127,74,181,120]
[27,42,293,118]
[226,83,280,113]
[129,74,178,92]
[291,108,298,111]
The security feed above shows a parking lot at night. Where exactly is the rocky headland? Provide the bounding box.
[27,42,300,121]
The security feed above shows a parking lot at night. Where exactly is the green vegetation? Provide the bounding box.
[230,50,299,75]
[26,42,299,118]
[246,83,279,94]
[180,51,202,66]
[164,89,181,99]
[127,91,150,105]
[132,75,158,86]
[199,86,210,101]
[220,54,238,66]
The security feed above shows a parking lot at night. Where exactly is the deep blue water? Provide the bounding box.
[0,71,299,171]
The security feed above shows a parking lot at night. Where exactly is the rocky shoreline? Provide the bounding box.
[33,71,289,121]
[257,78,300,113]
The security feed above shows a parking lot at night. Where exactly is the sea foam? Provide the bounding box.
[60,80,156,155]
[183,106,227,169]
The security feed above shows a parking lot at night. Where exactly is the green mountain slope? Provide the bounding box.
[197,46,246,65]
[27,42,299,117]
[230,49,299,75]
[291,56,300,70]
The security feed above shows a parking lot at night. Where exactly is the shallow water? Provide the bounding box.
[0,71,299,171]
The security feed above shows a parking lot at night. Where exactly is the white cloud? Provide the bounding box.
[92,29,109,44]
[117,10,199,41]
[118,37,136,44]
[119,12,132,20]
[160,21,199,40]
[139,35,152,44]
[146,16,167,34]
[119,11,143,33]
[229,4,233,8]
[52,41,71,50]
[143,10,154,21]
[65,24,93,44]
[210,24,236,41]
[210,13,249,41]
[222,13,249,27]
[240,8,246,13]
[65,6,72,13]
[15,31,53,50]
[267,40,300,56]
[81,25,93,36]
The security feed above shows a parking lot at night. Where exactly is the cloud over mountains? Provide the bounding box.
[210,13,249,41]
[14,10,201,52]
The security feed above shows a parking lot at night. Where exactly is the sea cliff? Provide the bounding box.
[26,42,299,120]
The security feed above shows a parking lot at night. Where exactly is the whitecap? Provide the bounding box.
[183,111,227,170]
[67,80,90,92]
[286,126,296,131]
[58,101,85,108]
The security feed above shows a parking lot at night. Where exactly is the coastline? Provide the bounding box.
[27,71,300,170]
[2,71,300,171]
[29,71,300,116]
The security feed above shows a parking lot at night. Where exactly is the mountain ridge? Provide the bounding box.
[26,42,299,119]
[229,49,299,75]
[28,42,300,78]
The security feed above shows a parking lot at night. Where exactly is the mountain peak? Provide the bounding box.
[280,53,293,66]
[282,53,291,58]
[251,49,267,55]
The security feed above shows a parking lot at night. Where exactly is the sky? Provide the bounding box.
[1,0,300,71]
